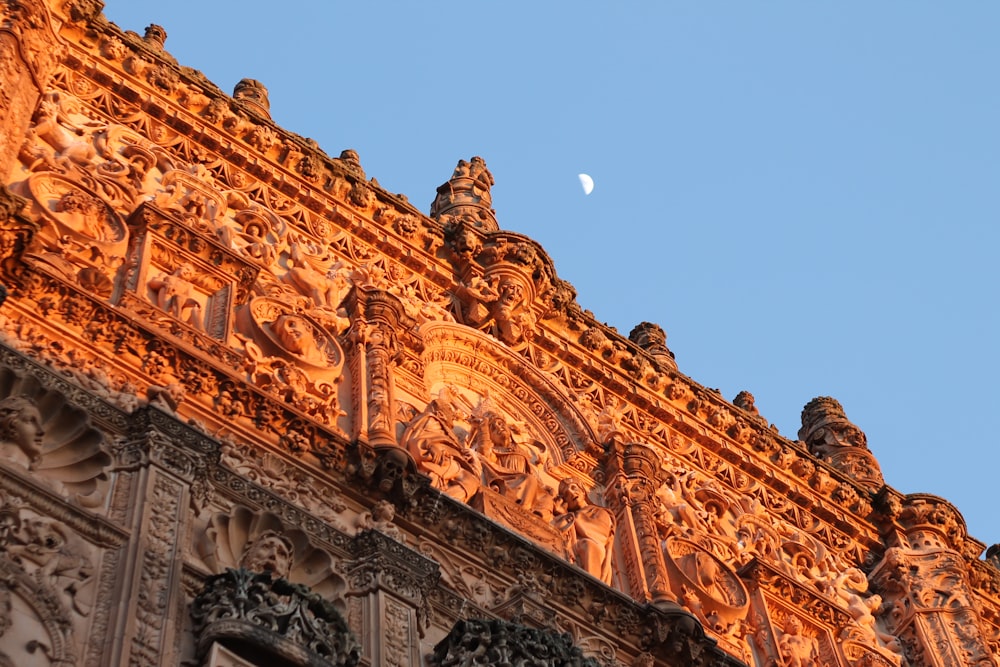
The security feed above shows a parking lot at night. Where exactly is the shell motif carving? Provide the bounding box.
[0,369,111,508]
[192,507,347,603]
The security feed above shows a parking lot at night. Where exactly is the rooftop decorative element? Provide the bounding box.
[798,396,884,491]
[431,156,498,232]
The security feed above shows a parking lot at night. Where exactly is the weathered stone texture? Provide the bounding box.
[0,2,997,666]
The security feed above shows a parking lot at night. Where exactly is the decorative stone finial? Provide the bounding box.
[233,78,271,118]
[733,390,760,416]
[143,24,167,50]
[799,397,883,491]
[431,156,498,232]
[629,322,677,371]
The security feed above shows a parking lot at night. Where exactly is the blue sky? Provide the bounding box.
[101,2,999,546]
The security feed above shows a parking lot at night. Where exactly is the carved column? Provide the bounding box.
[343,286,408,449]
[346,530,439,667]
[605,442,674,604]
[0,0,71,179]
[106,407,217,667]
[870,491,994,666]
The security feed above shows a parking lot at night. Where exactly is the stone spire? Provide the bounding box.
[430,156,498,232]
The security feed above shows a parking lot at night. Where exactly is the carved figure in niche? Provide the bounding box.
[2,509,95,615]
[778,616,818,667]
[239,530,293,579]
[654,470,703,536]
[490,275,535,345]
[400,387,481,502]
[551,478,615,584]
[0,395,44,469]
[470,404,552,518]
[148,263,202,329]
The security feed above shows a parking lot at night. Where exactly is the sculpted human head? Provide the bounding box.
[0,396,44,466]
[240,530,294,578]
[558,477,588,511]
[273,314,315,355]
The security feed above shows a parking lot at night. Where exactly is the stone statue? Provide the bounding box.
[551,478,615,584]
[148,263,202,329]
[0,395,44,469]
[239,530,294,579]
[400,387,481,502]
[778,616,819,667]
[471,407,548,516]
[282,241,349,311]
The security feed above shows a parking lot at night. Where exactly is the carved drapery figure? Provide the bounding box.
[400,387,481,502]
[551,478,615,584]
[470,405,551,518]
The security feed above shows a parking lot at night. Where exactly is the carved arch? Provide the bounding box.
[419,322,598,469]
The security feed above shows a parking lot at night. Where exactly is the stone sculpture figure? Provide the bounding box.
[471,406,548,516]
[239,530,294,579]
[0,395,44,469]
[778,616,819,667]
[552,478,615,584]
[148,263,202,329]
[400,387,481,502]
[282,241,348,311]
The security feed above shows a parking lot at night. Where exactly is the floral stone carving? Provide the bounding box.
[191,567,360,667]
[430,618,600,667]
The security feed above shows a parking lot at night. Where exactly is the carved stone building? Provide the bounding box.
[1,2,998,666]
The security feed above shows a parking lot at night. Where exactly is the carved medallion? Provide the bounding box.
[27,172,127,255]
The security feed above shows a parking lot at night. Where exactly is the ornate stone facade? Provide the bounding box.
[0,2,997,666]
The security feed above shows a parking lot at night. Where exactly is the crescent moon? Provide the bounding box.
[578,173,594,195]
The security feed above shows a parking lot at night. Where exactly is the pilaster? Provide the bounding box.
[345,530,439,667]
[106,406,217,667]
